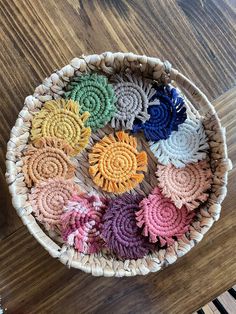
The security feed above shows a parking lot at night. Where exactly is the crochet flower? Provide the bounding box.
[102,194,151,259]
[29,178,79,230]
[150,118,209,168]
[110,74,156,129]
[89,131,147,194]
[61,193,107,254]
[136,187,195,246]
[22,137,75,187]
[30,99,91,156]
[64,74,116,131]
[156,161,212,211]
[132,85,187,141]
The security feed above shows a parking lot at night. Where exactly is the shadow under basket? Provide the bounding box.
[5,52,232,277]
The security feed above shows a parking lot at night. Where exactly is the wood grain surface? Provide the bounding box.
[0,0,235,313]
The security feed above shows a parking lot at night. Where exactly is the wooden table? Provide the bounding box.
[0,1,236,313]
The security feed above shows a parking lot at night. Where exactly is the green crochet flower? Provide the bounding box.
[64,74,116,131]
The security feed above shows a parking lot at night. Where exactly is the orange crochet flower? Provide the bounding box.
[30,99,91,156]
[89,131,147,193]
[156,160,212,211]
[29,178,79,230]
[22,137,76,187]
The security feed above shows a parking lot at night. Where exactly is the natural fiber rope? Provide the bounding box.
[150,117,209,168]
[6,52,231,277]
[29,178,79,230]
[88,131,147,194]
[61,193,106,254]
[31,99,91,156]
[156,160,213,211]
[102,193,151,259]
[110,73,156,129]
[136,187,195,246]
[65,73,116,131]
[22,137,75,187]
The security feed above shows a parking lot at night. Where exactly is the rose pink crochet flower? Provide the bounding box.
[29,178,79,230]
[61,193,107,254]
[102,194,151,260]
[136,187,195,246]
[156,160,212,211]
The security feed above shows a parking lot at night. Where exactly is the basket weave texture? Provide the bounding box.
[6,52,232,277]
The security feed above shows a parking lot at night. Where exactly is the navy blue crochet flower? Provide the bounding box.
[132,85,187,141]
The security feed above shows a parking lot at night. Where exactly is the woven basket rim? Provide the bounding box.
[6,52,232,277]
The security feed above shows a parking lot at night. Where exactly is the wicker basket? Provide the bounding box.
[6,52,232,277]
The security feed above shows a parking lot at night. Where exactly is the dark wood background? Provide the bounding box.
[0,1,236,313]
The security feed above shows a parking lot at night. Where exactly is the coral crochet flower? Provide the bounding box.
[136,187,195,246]
[89,131,147,194]
[29,178,79,230]
[22,137,75,187]
[156,161,212,211]
[132,85,187,141]
[30,99,91,156]
[102,194,151,259]
[61,193,107,254]
[150,118,209,168]
[110,73,156,129]
[64,74,116,131]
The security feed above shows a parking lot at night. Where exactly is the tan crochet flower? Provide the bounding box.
[22,137,76,187]
[156,160,212,211]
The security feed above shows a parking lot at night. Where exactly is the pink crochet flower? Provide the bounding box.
[136,187,195,246]
[102,194,151,260]
[156,160,212,211]
[29,178,79,230]
[61,193,107,254]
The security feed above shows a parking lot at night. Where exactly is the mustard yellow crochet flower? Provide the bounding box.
[31,99,91,156]
[89,131,147,194]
